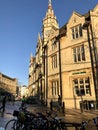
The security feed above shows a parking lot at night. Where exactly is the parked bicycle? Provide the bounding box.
[5,106,84,130]
[80,117,98,130]
[5,110,25,130]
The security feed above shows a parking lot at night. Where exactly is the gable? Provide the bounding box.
[68,11,83,27]
[92,4,98,14]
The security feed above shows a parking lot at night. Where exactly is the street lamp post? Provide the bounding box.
[82,21,98,109]
[78,88,84,112]
[79,91,84,113]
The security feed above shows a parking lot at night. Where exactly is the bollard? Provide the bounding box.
[50,100,53,111]
[62,102,65,113]
[45,100,47,106]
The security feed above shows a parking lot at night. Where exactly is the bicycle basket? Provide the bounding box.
[18,111,25,123]
[13,110,19,117]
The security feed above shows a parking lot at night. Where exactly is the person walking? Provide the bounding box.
[58,95,62,112]
[21,96,26,107]
[0,94,2,105]
[11,95,15,105]
[0,95,6,112]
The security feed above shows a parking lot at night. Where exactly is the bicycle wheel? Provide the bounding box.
[84,120,97,130]
[43,120,56,130]
[5,119,24,130]
[55,125,68,130]
[5,119,17,130]
[57,122,68,130]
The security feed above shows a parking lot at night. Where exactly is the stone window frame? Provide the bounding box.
[73,77,91,96]
[51,38,57,51]
[51,80,59,96]
[71,24,83,40]
[73,44,85,63]
[51,54,57,69]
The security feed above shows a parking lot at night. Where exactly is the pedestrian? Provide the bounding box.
[21,96,26,107]
[11,95,15,105]
[50,100,53,111]
[58,95,62,112]
[0,94,2,105]
[0,95,6,112]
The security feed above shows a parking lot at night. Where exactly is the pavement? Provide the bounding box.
[28,104,98,122]
[0,101,98,129]
[0,101,21,128]
[63,108,98,123]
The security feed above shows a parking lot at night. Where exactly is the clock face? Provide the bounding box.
[45,30,50,36]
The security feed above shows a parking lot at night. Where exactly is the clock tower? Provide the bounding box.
[42,0,59,44]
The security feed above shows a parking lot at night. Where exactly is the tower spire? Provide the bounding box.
[46,0,53,17]
[43,0,59,44]
[48,0,52,10]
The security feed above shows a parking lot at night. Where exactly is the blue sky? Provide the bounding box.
[0,0,98,86]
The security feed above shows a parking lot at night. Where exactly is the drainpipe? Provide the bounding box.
[46,45,48,104]
[90,23,98,109]
[43,44,48,106]
[83,22,98,109]
[57,36,62,101]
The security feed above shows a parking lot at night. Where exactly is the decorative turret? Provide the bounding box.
[42,0,59,44]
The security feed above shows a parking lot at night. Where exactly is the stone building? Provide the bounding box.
[0,72,18,96]
[28,0,98,110]
[28,54,35,96]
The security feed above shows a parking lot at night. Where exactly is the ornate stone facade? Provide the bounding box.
[28,1,98,110]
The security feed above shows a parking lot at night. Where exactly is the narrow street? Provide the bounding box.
[0,101,21,128]
[0,100,98,129]
[0,101,49,129]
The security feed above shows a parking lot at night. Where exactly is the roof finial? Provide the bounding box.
[49,0,51,5]
[48,0,52,10]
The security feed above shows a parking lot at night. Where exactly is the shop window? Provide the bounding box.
[74,86,79,95]
[73,77,91,96]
